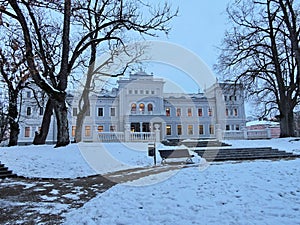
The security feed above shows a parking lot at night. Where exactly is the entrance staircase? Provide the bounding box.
[165,139,300,162]
[193,147,300,162]
[0,162,16,179]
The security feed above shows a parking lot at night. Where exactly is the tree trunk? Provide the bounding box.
[74,110,84,143]
[8,120,19,146]
[74,90,90,143]
[74,40,96,143]
[8,92,19,146]
[53,98,70,147]
[33,98,54,145]
[279,100,295,137]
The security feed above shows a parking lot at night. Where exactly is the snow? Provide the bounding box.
[63,159,300,225]
[0,138,300,224]
[0,142,154,178]
[246,120,279,127]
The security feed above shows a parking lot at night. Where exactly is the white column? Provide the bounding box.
[124,123,130,142]
[154,124,161,142]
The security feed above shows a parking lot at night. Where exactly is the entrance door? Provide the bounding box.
[142,123,150,132]
[131,123,140,132]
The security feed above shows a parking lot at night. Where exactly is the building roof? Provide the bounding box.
[246,120,279,127]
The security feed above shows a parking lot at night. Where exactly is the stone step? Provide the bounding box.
[193,147,300,162]
[0,161,16,179]
[198,150,294,156]
[0,167,9,172]
[0,173,17,178]
[204,154,299,162]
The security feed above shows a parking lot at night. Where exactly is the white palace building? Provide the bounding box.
[18,71,247,144]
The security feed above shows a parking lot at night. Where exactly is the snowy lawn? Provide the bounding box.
[0,138,299,178]
[63,159,300,225]
[0,142,154,178]
[0,138,299,224]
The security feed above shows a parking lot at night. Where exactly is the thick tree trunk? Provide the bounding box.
[33,98,54,145]
[8,121,19,146]
[279,100,295,137]
[8,92,19,146]
[53,98,70,147]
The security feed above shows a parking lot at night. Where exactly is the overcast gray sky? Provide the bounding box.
[143,1,231,93]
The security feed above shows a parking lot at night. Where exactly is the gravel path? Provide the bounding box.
[0,164,189,224]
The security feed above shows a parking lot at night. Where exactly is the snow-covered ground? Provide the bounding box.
[0,138,299,224]
[0,138,299,178]
[63,159,300,225]
[0,142,154,178]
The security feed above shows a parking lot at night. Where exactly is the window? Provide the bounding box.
[151,90,155,95]
[187,108,192,117]
[139,103,145,112]
[166,125,171,135]
[199,125,204,135]
[188,125,193,135]
[147,103,153,112]
[73,108,77,116]
[110,107,116,117]
[85,126,91,137]
[234,108,238,116]
[128,89,133,94]
[198,108,203,117]
[224,96,227,101]
[209,125,215,134]
[226,125,230,131]
[98,125,104,132]
[177,125,182,135]
[208,108,213,117]
[226,108,229,116]
[134,90,138,94]
[26,91,31,98]
[166,107,171,116]
[131,103,137,112]
[25,127,30,137]
[110,125,116,132]
[72,126,76,137]
[146,90,149,94]
[26,107,31,116]
[39,107,44,116]
[140,90,144,94]
[98,108,104,117]
[236,125,240,131]
[176,108,181,117]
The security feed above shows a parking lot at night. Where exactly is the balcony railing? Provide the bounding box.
[98,131,155,142]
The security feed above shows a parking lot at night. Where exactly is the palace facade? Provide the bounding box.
[18,71,246,144]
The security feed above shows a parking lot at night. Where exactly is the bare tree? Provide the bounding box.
[0,34,30,146]
[0,0,177,146]
[216,0,300,137]
[0,101,9,144]
[74,43,146,142]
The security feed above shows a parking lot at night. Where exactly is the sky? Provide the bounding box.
[142,1,232,93]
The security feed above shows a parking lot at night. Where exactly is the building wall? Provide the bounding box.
[18,72,246,143]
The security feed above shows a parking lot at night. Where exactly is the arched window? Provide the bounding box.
[131,103,137,112]
[139,103,145,112]
[147,103,153,112]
